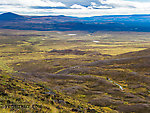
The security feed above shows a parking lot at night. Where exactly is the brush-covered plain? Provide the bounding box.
[0,29,150,113]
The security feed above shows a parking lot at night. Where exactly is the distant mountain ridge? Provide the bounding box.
[0,12,81,22]
[1,12,150,32]
[0,12,25,21]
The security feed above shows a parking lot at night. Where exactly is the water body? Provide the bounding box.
[67,34,77,36]
[93,40,99,43]
[107,78,124,90]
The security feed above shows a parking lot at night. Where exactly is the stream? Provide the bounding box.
[107,78,124,90]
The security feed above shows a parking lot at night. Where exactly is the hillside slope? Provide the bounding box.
[0,30,150,113]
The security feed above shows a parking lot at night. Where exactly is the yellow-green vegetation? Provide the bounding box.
[0,29,150,113]
[0,71,116,113]
[0,72,58,113]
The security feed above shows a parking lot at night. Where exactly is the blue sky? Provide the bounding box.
[127,0,149,2]
[0,0,150,17]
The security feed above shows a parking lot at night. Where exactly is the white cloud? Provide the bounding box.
[0,0,150,17]
[91,2,97,7]
[70,4,87,9]
[89,2,112,9]
[47,8,150,17]
[99,0,136,8]
[99,0,150,8]
[0,0,66,7]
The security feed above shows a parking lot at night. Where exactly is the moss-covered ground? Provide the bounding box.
[0,29,150,112]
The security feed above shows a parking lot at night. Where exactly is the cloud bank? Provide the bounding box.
[0,0,150,17]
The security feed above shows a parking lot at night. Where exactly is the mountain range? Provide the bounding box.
[1,12,150,32]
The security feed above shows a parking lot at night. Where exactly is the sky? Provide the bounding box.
[0,0,150,17]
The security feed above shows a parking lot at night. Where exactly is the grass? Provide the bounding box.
[0,29,150,112]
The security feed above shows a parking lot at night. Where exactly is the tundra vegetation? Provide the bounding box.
[0,29,150,112]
